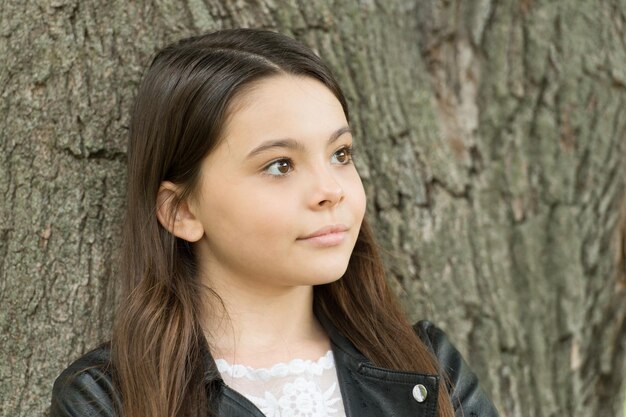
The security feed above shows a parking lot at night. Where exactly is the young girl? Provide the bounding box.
[51,28,498,417]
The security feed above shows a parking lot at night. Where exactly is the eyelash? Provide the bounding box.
[262,145,356,177]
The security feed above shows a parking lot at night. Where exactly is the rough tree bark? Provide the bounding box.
[1,1,624,416]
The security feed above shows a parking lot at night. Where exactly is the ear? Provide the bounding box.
[156,181,205,242]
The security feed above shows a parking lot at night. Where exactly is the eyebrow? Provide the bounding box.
[246,126,352,159]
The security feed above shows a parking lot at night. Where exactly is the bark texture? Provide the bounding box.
[1,1,625,416]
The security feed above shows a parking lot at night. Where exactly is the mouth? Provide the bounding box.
[298,224,348,240]
[297,224,349,247]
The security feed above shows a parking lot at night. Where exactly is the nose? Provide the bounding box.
[309,167,345,209]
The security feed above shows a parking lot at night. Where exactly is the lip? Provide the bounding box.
[297,224,349,248]
[298,224,349,240]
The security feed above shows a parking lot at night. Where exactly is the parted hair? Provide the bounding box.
[113,28,456,417]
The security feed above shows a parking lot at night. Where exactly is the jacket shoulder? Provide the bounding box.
[413,320,499,417]
[50,343,119,417]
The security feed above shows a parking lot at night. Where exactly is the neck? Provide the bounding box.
[202,277,329,367]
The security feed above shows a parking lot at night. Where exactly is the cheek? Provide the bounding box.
[207,185,299,242]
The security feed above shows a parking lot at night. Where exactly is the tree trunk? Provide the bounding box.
[1,1,624,416]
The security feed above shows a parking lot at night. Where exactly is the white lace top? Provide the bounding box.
[215,350,347,417]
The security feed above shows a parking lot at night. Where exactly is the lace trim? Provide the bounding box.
[215,350,335,381]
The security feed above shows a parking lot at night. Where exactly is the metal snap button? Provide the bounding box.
[412,384,427,402]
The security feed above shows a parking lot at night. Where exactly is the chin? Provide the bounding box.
[304,262,350,286]
[311,273,345,286]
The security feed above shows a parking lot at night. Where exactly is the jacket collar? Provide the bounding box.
[315,307,440,417]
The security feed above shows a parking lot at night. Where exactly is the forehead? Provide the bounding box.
[220,75,348,149]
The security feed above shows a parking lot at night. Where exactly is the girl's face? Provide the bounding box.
[188,75,366,292]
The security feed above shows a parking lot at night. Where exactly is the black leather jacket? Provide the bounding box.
[51,318,499,417]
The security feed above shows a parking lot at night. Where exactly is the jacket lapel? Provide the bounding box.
[318,312,440,417]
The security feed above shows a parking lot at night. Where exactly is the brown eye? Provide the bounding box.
[331,146,353,165]
[277,161,290,173]
[264,159,293,176]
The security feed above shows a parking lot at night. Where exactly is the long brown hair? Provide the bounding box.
[113,28,455,417]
